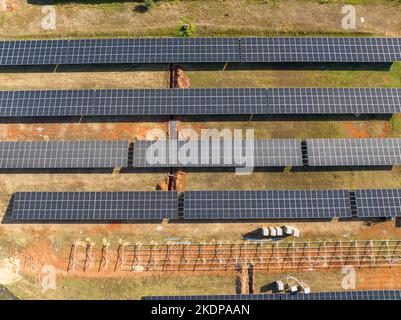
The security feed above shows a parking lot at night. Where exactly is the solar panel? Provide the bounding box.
[307,138,401,166]
[267,88,401,114]
[0,141,128,168]
[143,290,401,300]
[0,40,67,66]
[132,139,302,168]
[0,88,267,117]
[241,37,401,63]
[2,37,401,66]
[0,38,240,66]
[10,191,178,221]
[3,87,401,117]
[0,90,94,117]
[183,189,352,220]
[355,189,401,218]
[94,88,267,116]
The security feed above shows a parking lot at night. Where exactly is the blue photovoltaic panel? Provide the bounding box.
[2,87,401,117]
[355,189,401,218]
[0,40,67,66]
[183,189,352,220]
[143,290,401,300]
[67,38,240,64]
[2,37,401,66]
[0,38,240,66]
[0,141,128,168]
[132,139,302,168]
[10,191,178,221]
[267,88,401,114]
[241,37,401,63]
[0,90,94,117]
[0,88,267,117]
[94,88,267,115]
[307,138,401,166]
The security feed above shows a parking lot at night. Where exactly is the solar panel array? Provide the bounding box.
[355,189,401,218]
[0,88,268,117]
[8,188,401,221]
[1,37,401,66]
[307,138,401,166]
[10,191,178,221]
[0,38,240,66]
[0,141,128,168]
[132,139,302,168]
[267,88,401,114]
[183,190,352,220]
[241,37,401,63]
[143,290,401,300]
[2,87,401,117]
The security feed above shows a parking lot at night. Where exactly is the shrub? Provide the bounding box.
[179,19,196,37]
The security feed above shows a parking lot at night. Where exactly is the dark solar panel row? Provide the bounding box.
[10,191,178,221]
[0,38,240,66]
[1,138,400,169]
[7,188,401,222]
[241,37,401,63]
[1,37,401,66]
[0,88,268,117]
[355,189,401,218]
[183,190,352,220]
[143,290,401,300]
[1,87,400,117]
[306,138,401,166]
[267,88,401,114]
[0,141,128,168]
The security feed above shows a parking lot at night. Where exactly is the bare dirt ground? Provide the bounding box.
[1,1,401,38]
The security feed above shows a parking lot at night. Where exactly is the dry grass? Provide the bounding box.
[0,66,169,90]
[1,1,401,39]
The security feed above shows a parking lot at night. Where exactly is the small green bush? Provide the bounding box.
[144,0,155,10]
[179,19,196,37]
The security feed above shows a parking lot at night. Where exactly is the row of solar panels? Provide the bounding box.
[1,37,401,66]
[6,188,401,222]
[143,290,401,300]
[1,139,401,169]
[1,88,401,117]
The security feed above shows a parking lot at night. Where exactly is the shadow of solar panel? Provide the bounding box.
[183,190,352,220]
[10,191,178,221]
[307,139,401,166]
[355,189,401,218]
[0,141,128,168]
[132,139,302,168]
[143,290,401,300]
[267,88,401,114]
[241,37,401,63]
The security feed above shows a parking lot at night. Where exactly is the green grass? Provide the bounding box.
[4,269,350,299]
[186,62,401,88]
[6,274,238,300]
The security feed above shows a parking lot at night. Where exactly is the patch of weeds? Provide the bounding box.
[178,18,196,37]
